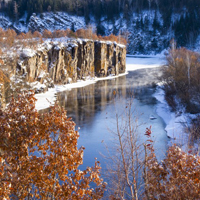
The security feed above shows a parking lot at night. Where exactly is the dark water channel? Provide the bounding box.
[54,67,169,175]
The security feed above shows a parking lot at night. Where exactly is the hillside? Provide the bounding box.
[0,0,200,54]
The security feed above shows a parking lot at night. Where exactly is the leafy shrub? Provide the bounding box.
[163,47,200,109]
[42,29,53,38]
[146,144,200,199]
[52,30,66,38]
[0,92,106,199]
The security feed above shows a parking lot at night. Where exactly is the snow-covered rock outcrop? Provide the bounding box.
[28,12,85,33]
[16,39,126,92]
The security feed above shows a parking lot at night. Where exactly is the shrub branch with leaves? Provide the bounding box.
[144,127,200,200]
[0,92,106,199]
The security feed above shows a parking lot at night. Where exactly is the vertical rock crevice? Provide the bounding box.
[16,39,126,90]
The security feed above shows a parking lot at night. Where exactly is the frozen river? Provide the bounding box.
[38,56,168,172]
[36,55,170,194]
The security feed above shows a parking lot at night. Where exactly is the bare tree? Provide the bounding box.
[147,0,152,18]
[186,51,191,89]
[13,1,18,22]
[105,93,146,199]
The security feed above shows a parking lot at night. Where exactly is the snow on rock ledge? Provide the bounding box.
[15,39,126,92]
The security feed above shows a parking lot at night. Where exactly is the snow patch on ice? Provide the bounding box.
[126,54,165,71]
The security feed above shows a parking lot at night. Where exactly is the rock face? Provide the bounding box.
[16,39,126,91]
[94,41,126,77]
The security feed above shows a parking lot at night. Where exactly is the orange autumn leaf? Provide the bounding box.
[0,91,106,199]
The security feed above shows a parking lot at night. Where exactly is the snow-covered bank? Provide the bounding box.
[35,73,128,110]
[35,53,194,151]
[35,54,164,110]
[154,86,200,152]
[127,54,197,150]
[154,88,188,143]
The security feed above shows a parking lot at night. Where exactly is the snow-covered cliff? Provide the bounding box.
[14,39,126,93]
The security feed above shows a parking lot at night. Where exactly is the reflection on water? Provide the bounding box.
[54,67,169,171]
[56,76,126,126]
[38,65,169,198]
[56,67,161,125]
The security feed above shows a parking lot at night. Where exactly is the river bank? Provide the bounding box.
[35,54,196,153]
[154,84,199,152]
[35,54,164,110]
[127,54,198,152]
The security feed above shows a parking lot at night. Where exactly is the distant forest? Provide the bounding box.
[1,0,200,47]
[1,0,200,21]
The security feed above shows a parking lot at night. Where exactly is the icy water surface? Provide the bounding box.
[37,56,169,197]
[54,64,169,173]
